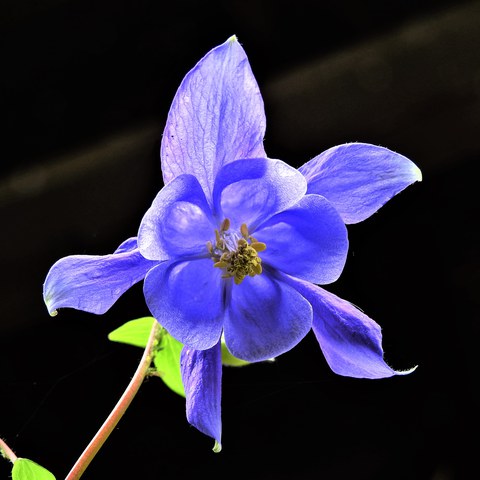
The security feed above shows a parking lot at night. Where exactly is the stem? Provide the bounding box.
[0,438,18,463]
[65,320,161,480]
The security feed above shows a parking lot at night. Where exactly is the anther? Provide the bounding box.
[240,223,249,238]
[220,218,231,232]
[206,241,213,254]
[214,229,223,249]
[252,263,262,275]
[214,260,229,268]
[250,242,266,252]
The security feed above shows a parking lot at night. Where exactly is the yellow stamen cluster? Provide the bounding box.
[207,220,266,285]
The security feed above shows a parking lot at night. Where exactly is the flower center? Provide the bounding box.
[207,219,266,285]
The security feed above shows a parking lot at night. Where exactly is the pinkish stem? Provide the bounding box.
[65,319,161,480]
[0,437,18,463]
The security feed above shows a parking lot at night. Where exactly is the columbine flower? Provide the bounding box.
[43,36,422,451]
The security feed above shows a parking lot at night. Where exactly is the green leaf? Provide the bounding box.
[153,332,185,397]
[12,458,56,480]
[108,317,155,348]
[108,317,185,397]
[108,317,251,398]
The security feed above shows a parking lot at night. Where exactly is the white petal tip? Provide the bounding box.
[396,365,418,375]
[413,164,423,182]
[213,440,222,453]
[44,294,58,316]
[227,35,238,44]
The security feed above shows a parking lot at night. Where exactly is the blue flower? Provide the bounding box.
[43,36,422,451]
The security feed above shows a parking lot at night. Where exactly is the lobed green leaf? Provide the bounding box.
[12,458,56,480]
[108,317,185,397]
[107,317,154,348]
[153,331,185,397]
[108,317,251,400]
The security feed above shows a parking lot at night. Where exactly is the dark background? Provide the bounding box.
[1,1,478,479]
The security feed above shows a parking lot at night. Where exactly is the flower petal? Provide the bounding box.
[138,174,215,261]
[298,143,422,224]
[256,194,348,285]
[43,238,157,316]
[181,342,222,451]
[224,271,312,362]
[143,259,224,350]
[283,276,415,378]
[114,237,139,254]
[161,35,267,202]
[213,158,307,231]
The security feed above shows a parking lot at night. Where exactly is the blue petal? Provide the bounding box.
[114,237,139,254]
[181,342,222,450]
[138,174,215,261]
[284,276,416,378]
[224,271,312,362]
[43,238,157,316]
[256,194,348,285]
[143,259,224,350]
[161,36,267,203]
[213,158,307,231]
[298,143,422,224]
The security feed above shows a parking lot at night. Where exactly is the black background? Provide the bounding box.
[1,1,478,479]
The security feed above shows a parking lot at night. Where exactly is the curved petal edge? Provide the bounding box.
[161,35,267,202]
[43,238,157,316]
[138,174,215,261]
[213,157,307,231]
[299,143,422,224]
[283,275,417,378]
[224,270,313,362]
[257,194,348,285]
[143,259,224,351]
[181,342,222,450]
